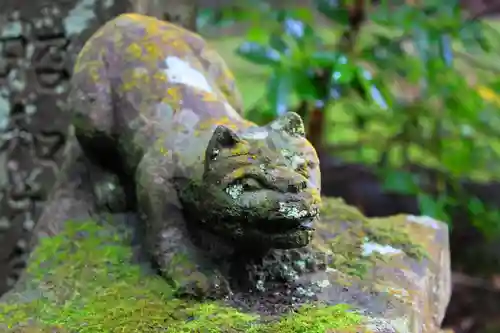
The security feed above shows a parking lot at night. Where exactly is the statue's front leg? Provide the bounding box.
[135,154,232,300]
[31,137,96,249]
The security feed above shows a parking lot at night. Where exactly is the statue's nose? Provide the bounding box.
[287,180,308,193]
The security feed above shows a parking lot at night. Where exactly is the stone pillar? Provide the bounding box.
[0,0,177,296]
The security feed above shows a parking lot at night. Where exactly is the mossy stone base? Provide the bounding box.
[0,197,450,333]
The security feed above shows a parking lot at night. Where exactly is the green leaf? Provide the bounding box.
[236,42,282,66]
[355,68,390,110]
[468,197,486,215]
[310,51,340,67]
[485,79,500,93]
[277,13,315,46]
[381,170,419,195]
[292,70,319,101]
[314,0,350,26]
[330,55,356,84]
[269,34,289,54]
[438,34,453,67]
[387,5,424,31]
[413,27,432,69]
[267,69,293,116]
[245,107,277,126]
[470,206,500,239]
[286,8,315,24]
[418,193,450,222]
[247,26,272,43]
[198,5,261,28]
[370,0,392,26]
[459,21,492,53]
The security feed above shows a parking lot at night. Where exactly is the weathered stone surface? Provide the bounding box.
[0,189,451,332]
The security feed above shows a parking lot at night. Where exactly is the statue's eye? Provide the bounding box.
[307,161,317,169]
[241,178,262,191]
[296,163,309,178]
[210,148,220,160]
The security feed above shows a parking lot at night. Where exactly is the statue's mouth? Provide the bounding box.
[256,215,317,235]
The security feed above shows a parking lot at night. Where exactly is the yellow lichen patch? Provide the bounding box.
[229,142,251,156]
[154,133,169,157]
[169,39,192,54]
[119,67,151,92]
[125,42,143,59]
[164,87,182,105]
[197,118,217,131]
[143,41,164,61]
[226,166,249,181]
[476,85,500,107]
[199,90,220,102]
[73,60,104,83]
[74,33,105,70]
[153,71,167,84]
[120,13,148,22]
[214,117,245,130]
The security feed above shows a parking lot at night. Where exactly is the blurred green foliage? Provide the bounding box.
[199,0,500,237]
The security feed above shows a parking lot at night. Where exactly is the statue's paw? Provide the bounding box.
[93,172,127,212]
[264,249,309,284]
[173,270,232,300]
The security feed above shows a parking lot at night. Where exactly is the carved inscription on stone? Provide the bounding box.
[0,19,71,295]
[0,0,188,298]
[33,34,70,95]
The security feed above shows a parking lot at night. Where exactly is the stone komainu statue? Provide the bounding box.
[32,13,322,299]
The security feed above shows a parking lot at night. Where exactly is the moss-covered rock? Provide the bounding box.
[307,198,451,332]
[0,216,361,332]
[0,197,451,333]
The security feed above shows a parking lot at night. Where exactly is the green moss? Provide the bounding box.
[322,197,426,259]
[316,197,428,280]
[249,304,361,333]
[0,220,363,333]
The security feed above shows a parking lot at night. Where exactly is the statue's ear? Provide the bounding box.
[205,125,241,161]
[268,112,305,137]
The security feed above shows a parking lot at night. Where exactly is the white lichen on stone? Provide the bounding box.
[407,215,441,229]
[281,148,306,170]
[316,279,330,288]
[0,96,10,130]
[64,0,98,36]
[362,239,403,257]
[0,217,10,230]
[22,217,35,231]
[164,56,213,94]
[241,128,268,140]
[16,239,27,250]
[8,69,26,92]
[225,184,243,199]
[25,105,36,115]
[278,202,310,219]
[1,21,22,38]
